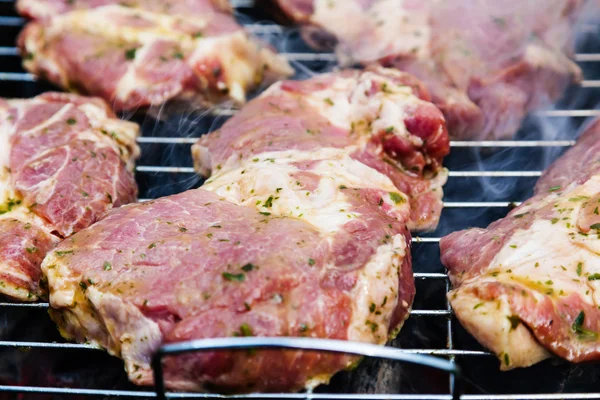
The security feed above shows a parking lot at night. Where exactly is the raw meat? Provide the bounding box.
[17,0,293,111]
[41,68,448,392]
[273,0,584,140]
[193,66,449,231]
[441,118,600,370]
[0,92,139,301]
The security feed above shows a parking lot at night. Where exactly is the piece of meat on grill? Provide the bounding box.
[271,0,583,140]
[193,66,449,231]
[16,0,293,112]
[441,118,600,370]
[16,0,233,19]
[0,92,139,301]
[41,68,449,392]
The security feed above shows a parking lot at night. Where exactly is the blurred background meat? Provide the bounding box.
[16,0,293,111]
[271,0,584,140]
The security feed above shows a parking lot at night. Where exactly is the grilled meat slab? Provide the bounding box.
[274,0,583,140]
[193,66,449,231]
[17,0,293,111]
[42,68,448,392]
[441,118,600,370]
[0,92,139,301]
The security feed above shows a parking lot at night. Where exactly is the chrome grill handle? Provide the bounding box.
[151,337,463,400]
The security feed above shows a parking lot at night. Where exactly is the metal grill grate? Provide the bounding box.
[1,0,600,399]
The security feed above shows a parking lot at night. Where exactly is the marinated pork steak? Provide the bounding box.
[0,92,139,301]
[16,0,293,111]
[41,68,449,392]
[193,67,449,231]
[441,118,600,370]
[272,0,584,140]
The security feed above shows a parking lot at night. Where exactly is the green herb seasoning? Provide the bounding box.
[125,48,137,60]
[222,272,245,282]
[389,192,404,204]
[507,315,520,330]
[241,263,255,272]
[571,311,597,338]
[239,323,253,337]
[264,196,274,208]
[573,311,585,333]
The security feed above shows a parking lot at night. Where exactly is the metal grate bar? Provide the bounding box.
[581,80,600,88]
[230,0,255,6]
[0,46,18,56]
[0,341,97,349]
[136,198,518,208]
[0,340,487,356]
[136,166,195,173]
[137,137,198,144]
[0,302,448,318]
[537,110,600,117]
[0,388,598,400]
[8,76,598,91]
[135,137,579,147]
[151,338,463,400]
[446,279,456,395]
[0,72,35,81]
[449,140,574,147]
[414,237,441,243]
[444,202,520,207]
[1,44,599,65]
[448,171,542,177]
[575,53,600,61]
[135,166,543,177]
[0,16,23,26]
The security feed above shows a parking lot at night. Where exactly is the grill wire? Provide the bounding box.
[1,0,600,398]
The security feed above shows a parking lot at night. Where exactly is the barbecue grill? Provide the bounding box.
[1,0,600,399]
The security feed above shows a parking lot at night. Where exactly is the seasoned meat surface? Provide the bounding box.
[0,92,139,301]
[274,0,583,140]
[193,67,449,231]
[17,0,293,111]
[43,68,449,392]
[441,118,600,370]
